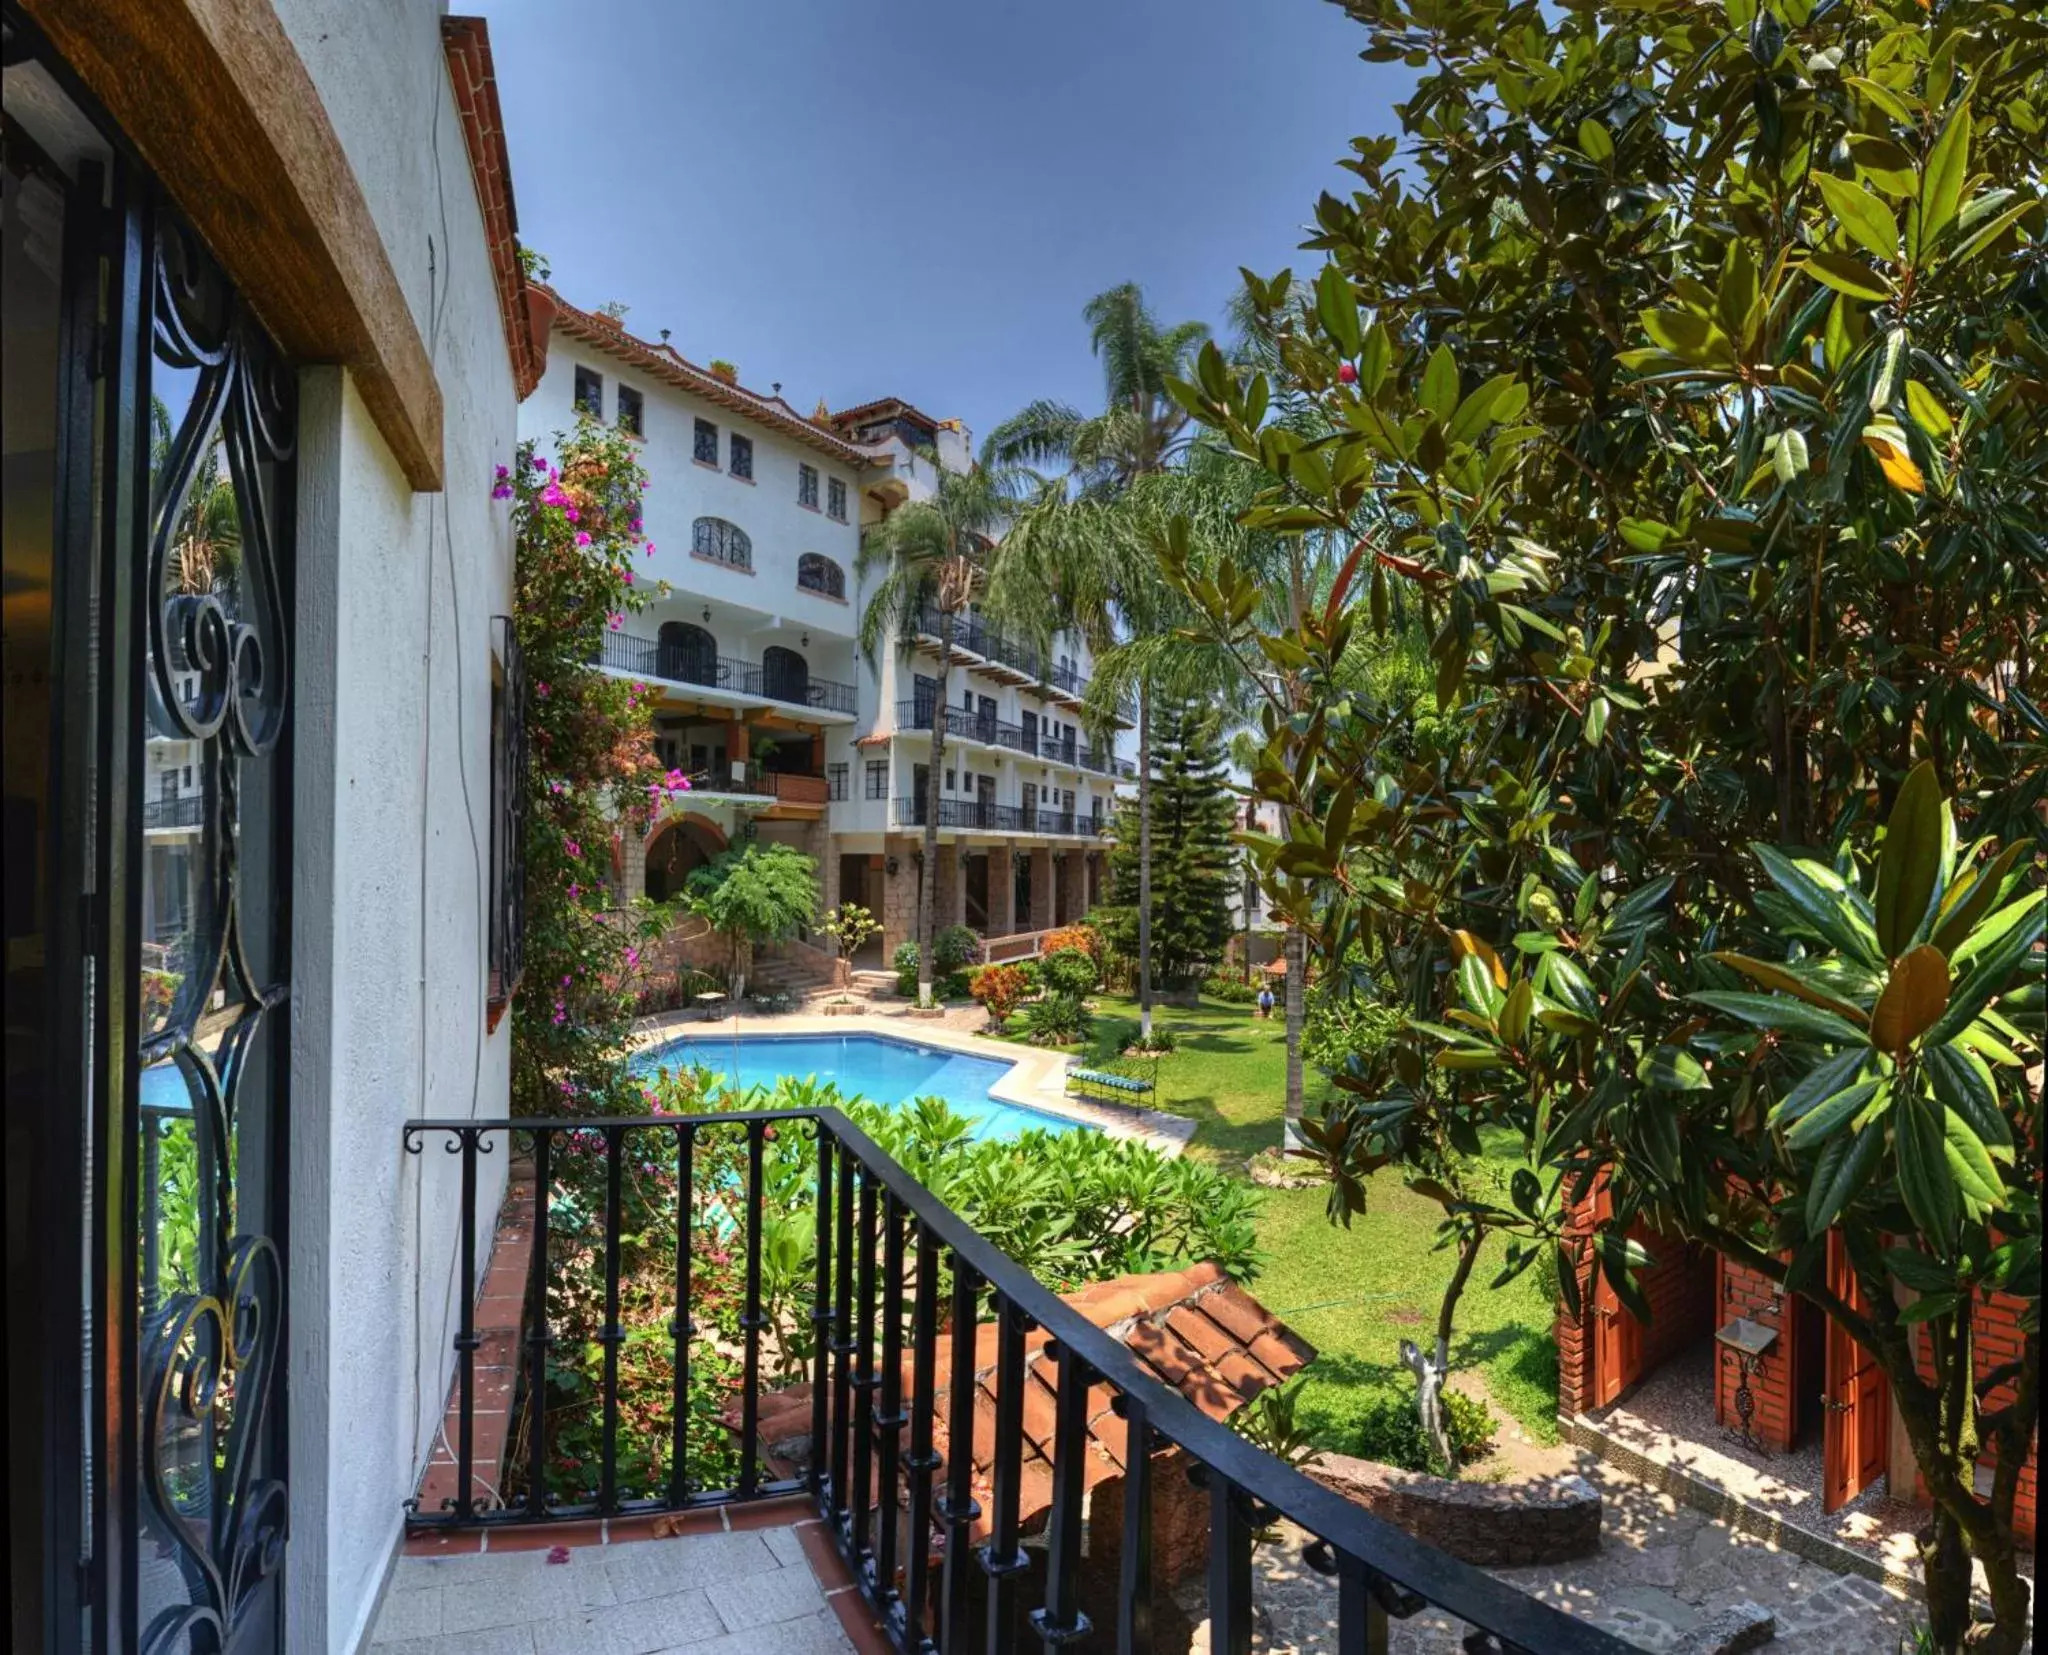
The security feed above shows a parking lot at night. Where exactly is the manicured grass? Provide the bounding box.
[1028,993,1560,1449]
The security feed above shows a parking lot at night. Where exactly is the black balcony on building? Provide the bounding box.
[403,1108,1632,1655]
[892,797,1109,838]
[595,629,857,716]
[143,795,204,830]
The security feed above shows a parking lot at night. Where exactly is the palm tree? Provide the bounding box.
[985,284,1210,1041]
[856,457,1026,1009]
[151,395,241,596]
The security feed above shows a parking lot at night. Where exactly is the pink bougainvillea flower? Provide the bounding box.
[535,682,550,697]
[545,1545,571,1565]
[568,883,580,899]
[541,482,567,506]
[622,570,634,585]
[629,517,643,533]
[575,531,592,547]
[565,839,581,858]
[491,482,512,500]
[625,946,640,968]
[531,454,547,470]
[645,541,656,556]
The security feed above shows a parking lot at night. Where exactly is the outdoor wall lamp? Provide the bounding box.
[702,605,712,623]
[800,632,810,648]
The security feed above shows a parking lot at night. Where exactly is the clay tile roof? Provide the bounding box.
[926,1264,1314,1542]
[529,285,872,467]
[440,18,542,399]
[734,1265,1312,1545]
[827,396,943,436]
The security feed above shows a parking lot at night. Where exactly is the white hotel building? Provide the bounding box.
[518,290,1129,966]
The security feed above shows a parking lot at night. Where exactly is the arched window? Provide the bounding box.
[656,621,718,687]
[796,553,845,599]
[762,646,811,708]
[691,516,752,570]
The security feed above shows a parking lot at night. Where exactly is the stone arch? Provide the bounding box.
[644,813,727,903]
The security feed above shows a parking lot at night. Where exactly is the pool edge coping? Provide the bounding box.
[625,1008,1196,1154]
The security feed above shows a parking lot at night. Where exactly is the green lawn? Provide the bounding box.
[1046,993,1561,1451]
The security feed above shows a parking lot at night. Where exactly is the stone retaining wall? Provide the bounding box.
[1305,1452,1603,1567]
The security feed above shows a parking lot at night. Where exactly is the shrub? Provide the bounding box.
[1347,1388,1497,1475]
[1042,923,1102,962]
[892,938,922,997]
[1022,991,1091,1046]
[1017,958,1045,992]
[1202,974,1257,1004]
[1040,947,1098,997]
[970,963,1031,1026]
[932,924,983,973]
[935,970,974,1002]
[1121,1025,1177,1054]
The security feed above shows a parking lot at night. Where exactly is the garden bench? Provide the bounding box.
[1069,1067,1155,1097]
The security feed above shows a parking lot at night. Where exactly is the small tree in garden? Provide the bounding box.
[1098,698,1238,988]
[684,842,819,998]
[968,962,1031,1029]
[509,418,676,1114]
[1164,1,2043,1643]
[817,901,881,999]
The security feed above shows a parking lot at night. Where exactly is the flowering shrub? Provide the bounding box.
[1040,924,1101,963]
[968,963,1030,1027]
[506,418,680,1114]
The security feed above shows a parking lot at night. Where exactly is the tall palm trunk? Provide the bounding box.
[1281,545,1308,1144]
[919,615,951,1009]
[1136,680,1153,1041]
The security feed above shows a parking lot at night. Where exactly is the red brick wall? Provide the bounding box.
[1555,1186,1713,1414]
[1713,1257,1802,1452]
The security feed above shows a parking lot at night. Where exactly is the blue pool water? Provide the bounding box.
[631,1032,1085,1141]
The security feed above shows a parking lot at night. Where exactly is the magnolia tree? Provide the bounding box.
[507,419,679,1113]
[818,902,881,1000]
[1165,1,2044,1645]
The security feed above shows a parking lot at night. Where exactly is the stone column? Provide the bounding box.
[881,839,920,959]
[620,825,649,903]
[1062,848,1088,923]
[935,843,964,930]
[987,844,1016,936]
[804,817,838,917]
[1028,847,1055,930]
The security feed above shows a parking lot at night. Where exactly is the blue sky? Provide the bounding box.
[485,0,1405,448]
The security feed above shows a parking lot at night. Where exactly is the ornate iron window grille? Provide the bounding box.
[729,433,754,480]
[797,462,819,508]
[693,417,719,464]
[797,553,844,598]
[826,476,847,521]
[691,515,752,570]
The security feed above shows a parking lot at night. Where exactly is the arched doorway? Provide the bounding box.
[657,621,717,686]
[644,816,724,901]
[762,644,810,706]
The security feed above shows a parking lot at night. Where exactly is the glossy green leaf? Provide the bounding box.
[1806,1123,1883,1234]
[1639,1046,1710,1090]
[1919,103,1971,252]
[1802,251,1893,302]
[1928,891,2045,1044]
[1814,172,1898,262]
[1710,952,1869,1023]
[1420,344,1459,424]
[1930,840,2030,956]
[1893,1087,1958,1246]
[1923,1043,2011,1151]
[1316,262,1364,360]
[1752,844,1882,966]
[1690,990,1868,1045]
[1785,1078,1883,1150]
[1358,321,1392,398]
[1875,760,1944,956]
[1578,118,1614,162]
[1768,1048,1872,1128]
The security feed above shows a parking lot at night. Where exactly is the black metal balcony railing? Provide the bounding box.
[894,702,1126,778]
[594,630,858,716]
[144,795,204,829]
[893,797,1110,838]
[403,1108,1628,1655]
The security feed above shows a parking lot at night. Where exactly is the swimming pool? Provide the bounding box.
[631,1032,1087,1140]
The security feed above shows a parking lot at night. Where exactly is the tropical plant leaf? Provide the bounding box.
[1691,990,1869,1045]
[1785,1078,1884,1151]
[1931,840,2030,956]
[1814,172,1899,263]
[1941,1104,2005,1217]
[1803,251,1893,301]
[1928,892,2044,1044]
[1892,1087,1958,1247]
[1874,760,1944,956]
[1767,1048,1872,1129]
[1807,1124,1882,1234]
[1639,1046,1710,1091]
[1923,1043,2011,1151]
[1751,845,1881,966]
[1709,952,1870,1023]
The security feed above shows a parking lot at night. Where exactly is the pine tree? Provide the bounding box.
[1098,699,1235,986]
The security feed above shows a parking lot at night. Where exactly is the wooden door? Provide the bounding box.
[1591,1188,1643,1407]
[1823,1233,1889,1510]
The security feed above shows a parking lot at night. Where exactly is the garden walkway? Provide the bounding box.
[1212,1454,1918,1653]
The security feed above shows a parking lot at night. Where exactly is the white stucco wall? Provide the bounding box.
[279,4,518,1650]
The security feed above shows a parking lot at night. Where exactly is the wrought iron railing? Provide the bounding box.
[895,702,1122,779]
[595,630,857,715]
[893,797,1111,838]
[143,795,204,829]
[403,1108,1630,1655]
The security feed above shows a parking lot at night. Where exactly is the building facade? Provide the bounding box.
[517,306,1126,970]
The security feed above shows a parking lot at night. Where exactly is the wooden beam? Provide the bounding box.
[26,0,445,490]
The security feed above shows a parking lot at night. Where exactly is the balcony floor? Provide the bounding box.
[371,1503,886,1655]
